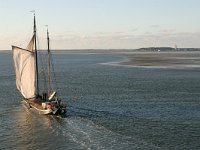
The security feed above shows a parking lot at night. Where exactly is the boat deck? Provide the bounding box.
[28,99,44,110]
[24,99,53,115]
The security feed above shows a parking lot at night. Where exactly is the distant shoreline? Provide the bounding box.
[2,49,200,69]
[1,47,200,53]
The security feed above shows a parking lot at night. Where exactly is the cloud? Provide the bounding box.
[149,24,160,28]
[50,30,200,49]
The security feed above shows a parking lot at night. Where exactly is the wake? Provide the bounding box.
[52,117,160,150]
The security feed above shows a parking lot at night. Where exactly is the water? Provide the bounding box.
[0,50,200,150]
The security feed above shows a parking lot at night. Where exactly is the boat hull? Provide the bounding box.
[22,99,66,115]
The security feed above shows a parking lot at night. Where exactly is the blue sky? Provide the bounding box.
[0,0,200,50]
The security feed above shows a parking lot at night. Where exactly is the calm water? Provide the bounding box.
[0,51,200,150]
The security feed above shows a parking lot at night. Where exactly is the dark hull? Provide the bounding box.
[22,99,66,115]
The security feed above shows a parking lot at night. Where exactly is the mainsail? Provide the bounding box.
[12,35,36,99]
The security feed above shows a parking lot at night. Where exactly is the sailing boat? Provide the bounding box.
[12,14,66,115]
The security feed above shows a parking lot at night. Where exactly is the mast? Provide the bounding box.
[34,13,39,96]
[47,26,52,95]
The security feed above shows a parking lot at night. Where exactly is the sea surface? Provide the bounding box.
[0,50,200,150]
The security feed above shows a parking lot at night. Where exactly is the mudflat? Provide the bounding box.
[122,51,200,68]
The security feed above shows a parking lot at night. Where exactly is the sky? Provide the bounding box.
[0,0,200,50]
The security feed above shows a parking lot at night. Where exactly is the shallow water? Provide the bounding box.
[0,51,200,149]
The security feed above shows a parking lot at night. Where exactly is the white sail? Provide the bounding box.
[12,35,36,99]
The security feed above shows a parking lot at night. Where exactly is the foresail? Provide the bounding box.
[12,35,36,99]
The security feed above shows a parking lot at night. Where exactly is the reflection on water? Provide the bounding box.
[13,106,68,150]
